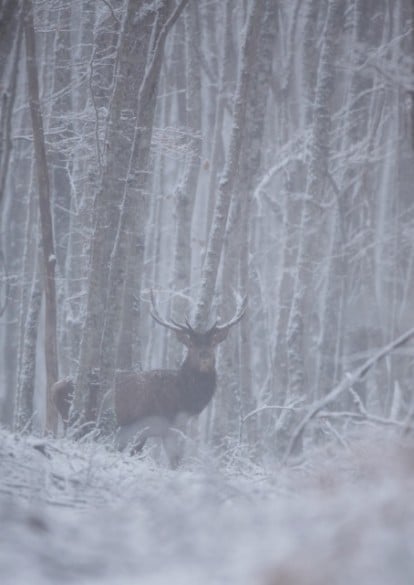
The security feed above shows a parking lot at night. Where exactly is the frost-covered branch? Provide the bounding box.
[283,326,414,462]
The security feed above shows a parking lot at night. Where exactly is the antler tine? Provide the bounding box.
[204,319,218,335]
[215,296,248,332]
[171,317,190,330]
[149,289,189,333]
[184,316,198,333]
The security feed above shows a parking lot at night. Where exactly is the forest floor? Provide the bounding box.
[1,427,414,585]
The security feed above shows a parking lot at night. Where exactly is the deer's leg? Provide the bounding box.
[115,416,170,456]
[114,421,148,454]
[162,414,189,469]
[162,431,183,469]
[130,437,147,456]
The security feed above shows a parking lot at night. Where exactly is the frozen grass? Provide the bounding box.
[1,428,414,584]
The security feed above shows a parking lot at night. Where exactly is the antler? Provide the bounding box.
[212,296,248,333]
[150,290,247,336]
[150,289,192,333]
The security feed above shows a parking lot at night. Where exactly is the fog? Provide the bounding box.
[1,0,414,582]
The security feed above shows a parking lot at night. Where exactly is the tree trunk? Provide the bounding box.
[194,1,265,326]
[14,262,41,433]
[76,0,190,423]
[24,0,59,434]
[216,0,277,449]
[285,0,344,452]
[169,0,202,367]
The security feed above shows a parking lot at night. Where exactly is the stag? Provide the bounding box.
[114,291,247,466]
[51,293,246,466]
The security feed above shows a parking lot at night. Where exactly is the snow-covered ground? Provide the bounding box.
[1,428,414,585]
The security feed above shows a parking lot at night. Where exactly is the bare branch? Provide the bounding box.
[317,410,412,431]
[282,326,414,463]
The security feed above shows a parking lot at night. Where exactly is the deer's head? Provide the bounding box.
[150,290,247,373]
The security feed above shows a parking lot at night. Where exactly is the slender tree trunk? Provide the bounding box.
[14,259,41,433]
[0,3,22,205]
[24,0,59,434]
[169,0,202,369]
[205,1,233,234]
[301,0,322,126]
[195,1,265,326]
[0,12,23,426]
[285,0,344,452]
[64,0,96,378]
[215,0,277,449]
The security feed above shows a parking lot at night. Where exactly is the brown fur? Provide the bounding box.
[51,377,74,427]
[115,357,217,426]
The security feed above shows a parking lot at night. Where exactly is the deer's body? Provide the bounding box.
[115,362,216,425]
[113,344,220,464]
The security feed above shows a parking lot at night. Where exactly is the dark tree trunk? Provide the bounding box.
[24,0,59,434]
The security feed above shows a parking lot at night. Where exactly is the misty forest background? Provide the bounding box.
[1,0,414,462]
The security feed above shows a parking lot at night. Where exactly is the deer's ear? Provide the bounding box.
[175,330,192,347]
[210,328,230,346]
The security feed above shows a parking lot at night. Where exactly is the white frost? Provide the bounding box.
[1,429,414,585]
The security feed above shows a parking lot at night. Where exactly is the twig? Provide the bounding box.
[98,0,121,24]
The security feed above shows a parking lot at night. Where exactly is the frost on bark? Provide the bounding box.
[194,0,265,328]
[0,0,22,205]
[76,0,189,423]
[205,1,234,235]
[216,0,277,447]
[238,0,277,448]
[14,270,41,433]
[75,0,160,420]
[301,0,321,126]
[116,0,190,373]
[106,0,189,383]
[46,3,75,380]
[48,2,72,276]
[24,0,59,434]
[314,0,369,403]
[63,0,96,378]
[327,1,389,411]
[285,0,344,452]
[411,0,414,150]
[0,3,22,426]
[0,1,20,78]
[169,0,202,361]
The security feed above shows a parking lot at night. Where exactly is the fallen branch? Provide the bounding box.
[241,401,304,425]
[282,326,414,463]
[317,410,411,430]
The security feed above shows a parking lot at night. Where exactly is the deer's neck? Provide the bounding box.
[179,359,217,416]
